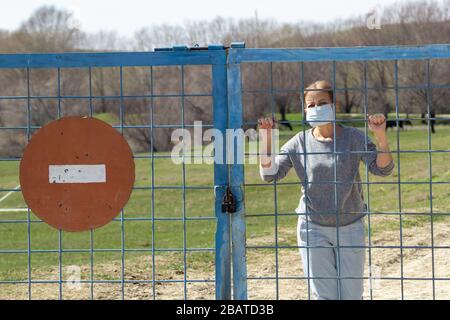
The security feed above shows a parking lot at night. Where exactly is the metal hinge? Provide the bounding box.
[154,43,228,52]
[154,42,245,52]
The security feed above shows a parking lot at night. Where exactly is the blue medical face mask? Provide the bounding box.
[306,104,335,127]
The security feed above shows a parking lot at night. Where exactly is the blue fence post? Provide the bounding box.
[212,44,232,300]
[228,42,248,300]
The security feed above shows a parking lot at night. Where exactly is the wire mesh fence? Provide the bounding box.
[228,44,450,300]
[0,48,228,300]
[0,44,449,300]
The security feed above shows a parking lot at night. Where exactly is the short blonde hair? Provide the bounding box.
[304,80,334,104]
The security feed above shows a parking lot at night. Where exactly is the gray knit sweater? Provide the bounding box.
[259,125,395,226]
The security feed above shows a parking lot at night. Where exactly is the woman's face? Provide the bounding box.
[304,91,332,114]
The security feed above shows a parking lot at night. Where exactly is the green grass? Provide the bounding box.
[274,112,450,130]
[0,119,449,280]
[247,122,450,237]
[93,112,119,126]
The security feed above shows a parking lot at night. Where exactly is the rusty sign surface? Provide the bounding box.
[19,116,135,232]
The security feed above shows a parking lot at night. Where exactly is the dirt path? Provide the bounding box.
[2,221,450,300]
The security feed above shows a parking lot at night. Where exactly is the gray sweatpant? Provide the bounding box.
[297,216,366,300]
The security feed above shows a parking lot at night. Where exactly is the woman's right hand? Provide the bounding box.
[257,117,277,130]
[258,117,276,168]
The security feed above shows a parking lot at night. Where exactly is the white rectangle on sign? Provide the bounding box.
[49,165,106,184]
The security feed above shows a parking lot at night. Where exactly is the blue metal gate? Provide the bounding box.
[0,43,450,300]
[227,43,450,300]
[0,45,233,300]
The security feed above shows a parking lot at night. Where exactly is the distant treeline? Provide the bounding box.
[0,1,449,156]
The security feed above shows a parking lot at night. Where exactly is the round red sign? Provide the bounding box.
[19,116,135,232]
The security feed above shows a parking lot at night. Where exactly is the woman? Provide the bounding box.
[258,80,394,300]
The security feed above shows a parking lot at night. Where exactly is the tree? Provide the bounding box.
[15,5,83,52]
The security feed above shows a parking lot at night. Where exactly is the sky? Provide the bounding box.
[0,0,439,37]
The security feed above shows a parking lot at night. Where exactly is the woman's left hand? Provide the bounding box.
[368,114,387,135]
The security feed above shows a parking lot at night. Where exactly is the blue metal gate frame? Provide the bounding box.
[0,45,234,300]
[227,43,450,300]
[1,43,450,300]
